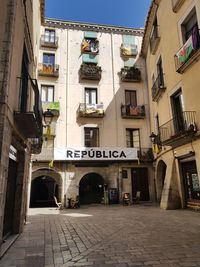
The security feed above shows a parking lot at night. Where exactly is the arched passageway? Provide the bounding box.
[79,173,104,204]
[30,176,59,207]
[156,160,167,203]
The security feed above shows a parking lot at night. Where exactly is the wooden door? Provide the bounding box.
[131,168,150,201]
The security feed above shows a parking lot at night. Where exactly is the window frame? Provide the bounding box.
[85,88,97,105]
[41,85,55,103]
[126,128,140,148]
[84,127,99,147]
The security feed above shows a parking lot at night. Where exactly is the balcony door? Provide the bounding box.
[157,57,164,87]
[44,29,55,43]
[43,53,55,66]
[125,90,137,106]
[171,90,184,134]
[85,88,97,105]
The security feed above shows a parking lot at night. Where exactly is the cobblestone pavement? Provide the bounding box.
[0,204,200,267]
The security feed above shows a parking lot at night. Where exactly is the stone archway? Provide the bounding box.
[30,169,62,207]
[79,173,104,204]
[156,160,167,203]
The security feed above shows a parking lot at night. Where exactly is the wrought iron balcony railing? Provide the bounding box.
[137,148,154,162]
[150,25,160,54]
[121,104,145,119]
[120,66,141,82]
[38,63,59,77]
[175,28,200,73]
[40,35,58,48]
[78,103,104,118]
[152,74,166,101]
[14,77,43,140]
[79,63,102,80]
[159,111,197,145]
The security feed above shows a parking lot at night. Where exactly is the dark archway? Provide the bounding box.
[30,176,59,207]
[79,173,104,204]
[156,160,167,203]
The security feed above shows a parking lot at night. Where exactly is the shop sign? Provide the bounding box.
[54,147,138,161]
[9,145,17,161]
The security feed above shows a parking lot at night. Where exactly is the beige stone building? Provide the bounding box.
[31,20,155,208]
[142,0,200,210]
[0,0,44,256]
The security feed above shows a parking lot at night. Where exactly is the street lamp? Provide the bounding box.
[149,132,158,144]
[43,109,54,127]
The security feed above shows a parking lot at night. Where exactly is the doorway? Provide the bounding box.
[30,176,59,207]
[79,173,104,204]
[131,168,150,201]
[181,160,200,206]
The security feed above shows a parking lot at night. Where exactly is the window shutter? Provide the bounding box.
[82,54,98,64]
[123,35,135,45]
[84,31,97,39]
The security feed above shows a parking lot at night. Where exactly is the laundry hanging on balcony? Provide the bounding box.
[176,35,194,64]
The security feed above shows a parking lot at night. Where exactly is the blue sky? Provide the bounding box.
[45,0,152,28]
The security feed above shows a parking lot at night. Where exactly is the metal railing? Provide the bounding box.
[121,104,145,118]
[38,63,59,77]
[152,74,166,101]
[78,103,104,117]
[174,28,200,73]
[40,35,58,48]
[159,111,197,144]
[137,148,154,162]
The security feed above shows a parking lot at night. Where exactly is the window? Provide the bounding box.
[157,57,164,86]
[44,29,55,43]
[84,128,99,147]
[125,90,137,106]
[126,129,140,148]
[171,89,184,133]
[43,53,55,66]
[41,85,54,102]
[181,8,198,42]
[85,88,97,104]
[19,46,29,112]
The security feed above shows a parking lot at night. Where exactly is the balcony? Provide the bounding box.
[137,148,154,162]
[120,66,141,82]
[120,44,138,57]
[14,78,43,139]
[42,101,60,117]
[79,63,102,81]
[78,103,104,118]
[32,147,54,161]
[81,39,99,54]
[152,74,166,102]
[171,0,185,13]
[40,35,58,49]
[159,111,197,146]
[121,105,145,119]
[175,29,200,73]
[38,63,59,77]
[150,26,160,55]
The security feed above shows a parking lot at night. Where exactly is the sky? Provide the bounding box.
[45,0,152,28]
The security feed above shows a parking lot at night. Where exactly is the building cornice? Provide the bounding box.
[44,18,144,36]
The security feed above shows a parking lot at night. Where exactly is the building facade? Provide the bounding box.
[31,19,155,208]
[142,0,200,209]
[0,0,44,256]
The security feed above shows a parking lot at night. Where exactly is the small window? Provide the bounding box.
[84,128,99,147]
[44,29,55,43]
[156,57,164,86]
[85,88,97,104]
[126,129,140,148]
[125,90,137,106]
[41,85,54,102]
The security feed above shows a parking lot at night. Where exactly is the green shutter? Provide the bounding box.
[82,54,98,64]
[123,35,135,45]
[84,31,97,39]
[124,58,135,67]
